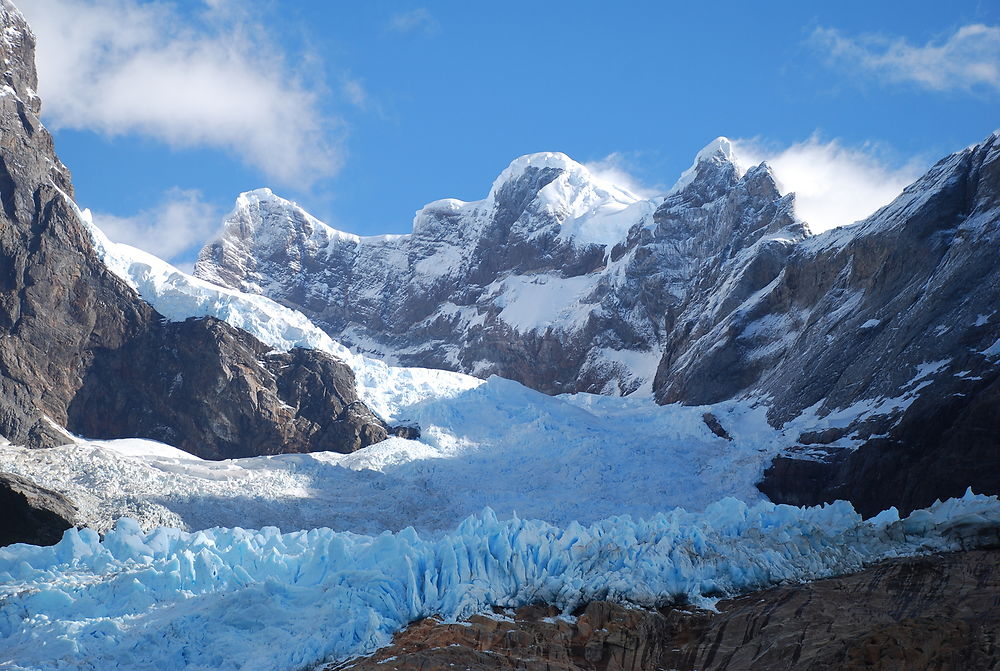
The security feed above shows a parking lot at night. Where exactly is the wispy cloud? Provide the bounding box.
[20,0,340,188]
[92,188,222,270]
[342,78,368,109]
[812,24,1000,93]
[387,8,439,36]
[735,136,923,233]
[584,152,662,199]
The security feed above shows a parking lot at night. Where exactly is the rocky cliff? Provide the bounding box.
[336,549,1000,671]
[740,136,1000,514]
[0,0,386,458]
[0,472,76,546]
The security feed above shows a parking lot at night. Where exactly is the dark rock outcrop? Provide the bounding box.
[336,549,1000,671]
[760,369,1000,516]
[66,317,387,459]
[0,472,76,546]
[0,1,385,457]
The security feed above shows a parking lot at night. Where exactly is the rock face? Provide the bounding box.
[337,549,1000,671]
[0,472,76,546]
[65,317,388,459]
[739,136,1000,514]
[0,1,385,457]
[196,140,806,396]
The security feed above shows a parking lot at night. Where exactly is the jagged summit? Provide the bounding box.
[666,136,748,198]
[194,136,806,396]
[211,139,749,257]
[696,136,738,164]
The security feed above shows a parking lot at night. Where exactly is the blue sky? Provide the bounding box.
[19,0,1000,268]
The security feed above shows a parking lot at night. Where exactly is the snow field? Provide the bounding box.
[1,491,997,671]
[0,388,784,535]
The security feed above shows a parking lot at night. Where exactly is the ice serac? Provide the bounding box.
[0,1,386,458]
[1,492,998,669]
[196,139,802,395]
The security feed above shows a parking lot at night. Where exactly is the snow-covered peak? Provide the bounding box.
[695,136,738,164]
[667,136,746,196]
[235,186,281,207]
[227,187,362,246]
[481,151,646,246]
[489,151,583,195]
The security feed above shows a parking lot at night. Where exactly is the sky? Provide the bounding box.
[17,0,1000,269]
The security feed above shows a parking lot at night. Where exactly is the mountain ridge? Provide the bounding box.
[194,130,1000,513]
[195,137,796,396]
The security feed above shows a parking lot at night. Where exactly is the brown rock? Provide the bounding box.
[334,550,1000,671]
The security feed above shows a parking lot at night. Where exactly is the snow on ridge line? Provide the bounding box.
[66,190,483,422]
[0,491,997,671]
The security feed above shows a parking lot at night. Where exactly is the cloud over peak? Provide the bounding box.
[21,0,341,188]
[91,188,221,270]
[735,136,922,233]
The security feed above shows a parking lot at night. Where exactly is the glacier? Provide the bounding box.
[0,390,784,536]
[1,491,997,671]
[6,175,991,671]
[0,188,918,538]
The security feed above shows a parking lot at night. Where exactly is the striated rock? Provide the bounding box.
[0,1,386,457]
[744,136,1000,514]
[0,472,76,546]
[337,549,1000,671]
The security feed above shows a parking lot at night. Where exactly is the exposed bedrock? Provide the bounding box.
[337,549,1000,671]
[0,472,76,547]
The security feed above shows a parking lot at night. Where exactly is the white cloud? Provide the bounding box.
[92,189,221,269]
[735,137,922,233]
[19,0,340,187]
[813,24,1000,93]
[584,153,661,199]
[387,8,439,36]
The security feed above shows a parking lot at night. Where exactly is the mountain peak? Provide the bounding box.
[694,136,738,165]
[666,136,745,198]
[491,152,580,187]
